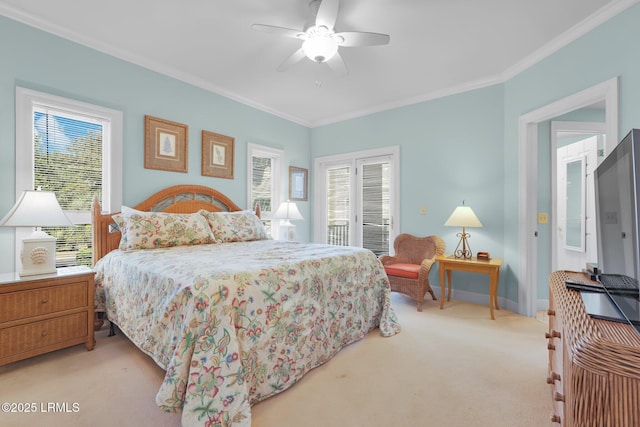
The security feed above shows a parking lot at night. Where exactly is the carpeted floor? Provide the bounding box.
[0,294,553,427]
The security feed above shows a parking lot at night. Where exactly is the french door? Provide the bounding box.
[314,147,399,257]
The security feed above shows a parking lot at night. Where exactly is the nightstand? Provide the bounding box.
[0,266,96,366]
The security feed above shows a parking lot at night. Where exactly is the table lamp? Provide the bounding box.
[0,189,73,276]
[444,203,482,259]
[272,200,303,241]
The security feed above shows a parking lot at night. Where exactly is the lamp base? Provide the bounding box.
[453,230,473,259]
[278,221,297,241]
[20,234,57,276]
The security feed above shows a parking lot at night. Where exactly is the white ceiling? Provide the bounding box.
[0,0,634,127]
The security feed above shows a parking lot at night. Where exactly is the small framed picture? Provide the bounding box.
[144,115,188,173]
[289,166,308,201]
[202,130,234,179]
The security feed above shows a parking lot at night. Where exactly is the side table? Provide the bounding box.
[0,266,96,365]
[436,255,503,319]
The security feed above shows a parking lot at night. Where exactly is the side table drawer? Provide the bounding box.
[0,282,88,323]
[0,312,88,359]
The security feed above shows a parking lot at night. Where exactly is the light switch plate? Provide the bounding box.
[538,212,548,224]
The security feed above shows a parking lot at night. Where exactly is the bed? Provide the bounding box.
[92,185,400,427]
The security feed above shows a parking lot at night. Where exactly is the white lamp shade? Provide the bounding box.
[272,200,304,221]
[444,206,483,228]
[0,190,73,228]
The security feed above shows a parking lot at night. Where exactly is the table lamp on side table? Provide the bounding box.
[444,202,483,259]
[0,189,73,276]
[272,200,303,241]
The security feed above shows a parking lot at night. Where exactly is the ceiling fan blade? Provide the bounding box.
[335,31,390,47]
[326,52,348,76]
[315,0,339,30]
[277,48,307,71]
[252,24,304,39]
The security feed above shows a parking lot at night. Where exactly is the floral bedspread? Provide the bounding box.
[93,240,400,426]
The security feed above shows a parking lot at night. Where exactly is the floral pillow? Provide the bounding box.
[199,209,270,242]
[113,211,216,251]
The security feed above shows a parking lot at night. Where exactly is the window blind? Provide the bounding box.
[361,162,390,256]
[327,166,350,246]
[34,108,103,267]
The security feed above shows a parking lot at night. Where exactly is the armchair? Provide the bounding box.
[379,234,445,311]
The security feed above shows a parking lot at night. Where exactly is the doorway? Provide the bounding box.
[518,77,619,317]
[554,130,604,271]
[314,146,400,256]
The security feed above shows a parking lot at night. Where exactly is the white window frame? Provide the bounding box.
[14,87,123,270]
[247,143,283,238]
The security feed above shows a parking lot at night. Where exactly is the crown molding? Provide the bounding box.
[2,0,637,129]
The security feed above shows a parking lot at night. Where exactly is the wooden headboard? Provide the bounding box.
[92,184,254,264]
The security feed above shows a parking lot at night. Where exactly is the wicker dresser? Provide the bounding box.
[547,271,640,426]
[0,266,95,366]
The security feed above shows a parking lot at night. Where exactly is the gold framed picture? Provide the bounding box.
[202,130,234,179]
[289,166,308,201]
[144,115,188,173]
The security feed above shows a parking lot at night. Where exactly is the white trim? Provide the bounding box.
[517,77,618,317]
[313,146,400,248]
[14,87,123,271]
[502,0,639,81]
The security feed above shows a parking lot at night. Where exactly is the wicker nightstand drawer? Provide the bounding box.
[0,312,88,359]
[0,267,95,366]
[0,282,87,323]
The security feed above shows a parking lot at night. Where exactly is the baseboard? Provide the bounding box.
[431,288,520,315]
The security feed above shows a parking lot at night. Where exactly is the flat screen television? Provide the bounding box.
[592,129,640,333]
[595,128,640,280]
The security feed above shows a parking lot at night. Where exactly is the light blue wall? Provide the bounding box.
[0,16,310,274]
[313,3,640,309]
[503,3,640,304]
[3,4,640,312]
[312,86,509,299]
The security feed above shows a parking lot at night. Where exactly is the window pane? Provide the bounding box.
[252,156,272,213]
[251,155,272,233]
[34,110,103,268]
[327,166,350,246]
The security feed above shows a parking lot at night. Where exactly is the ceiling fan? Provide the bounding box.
[252,0,390,76]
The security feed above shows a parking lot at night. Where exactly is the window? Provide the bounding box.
[15,87,122,269]
[247,143,282,236]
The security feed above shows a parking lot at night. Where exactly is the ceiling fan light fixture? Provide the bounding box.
[302,26,339,63]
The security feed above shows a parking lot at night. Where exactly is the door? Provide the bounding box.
[555,135,599,271]
[315,147,399,256]
[357,156,392,256]
[326,163,352,247]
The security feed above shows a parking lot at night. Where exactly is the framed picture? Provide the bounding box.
[144,115,188,173]
[289,166,308,201]
[202,130,234,179]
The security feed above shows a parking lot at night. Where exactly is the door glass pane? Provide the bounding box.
[565,158,585,251]
[327,166,350,246]
[361,162,390,256]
